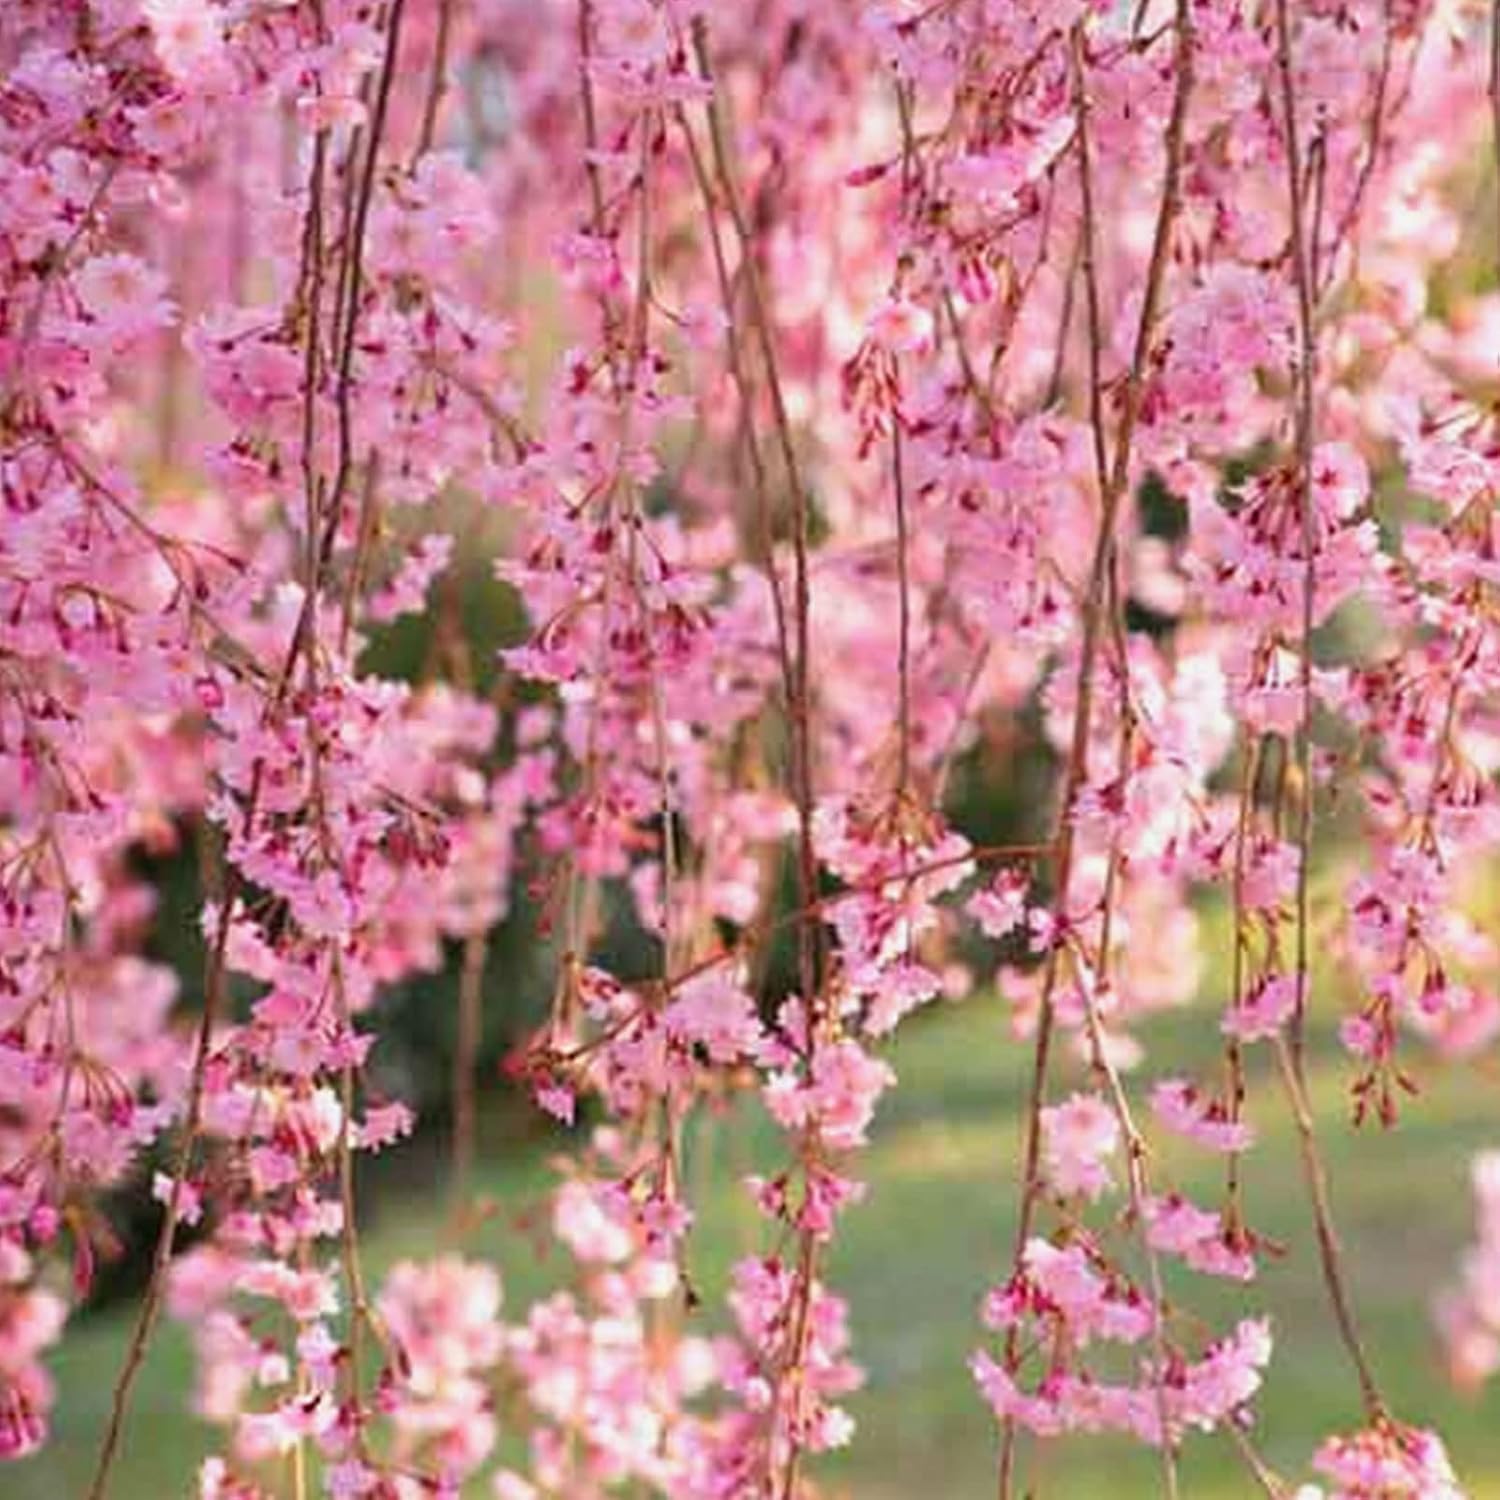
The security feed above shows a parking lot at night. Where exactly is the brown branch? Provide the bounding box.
[87,4,406,1478]
[415,0,455,163]
[1274,0,1318,1087]
[674,106,797,716]
[690,23,826,1494]
[892,423,913,796]
[86,101,330,1486]
[999,8,1195,1494]
[1273,1038,1386,1420]
[320,0,409,574]
[1274,0,1385,1419]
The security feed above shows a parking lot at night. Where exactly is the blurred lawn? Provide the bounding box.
[16,910,1500,1499]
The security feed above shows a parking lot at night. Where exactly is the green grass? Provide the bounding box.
[15,980,1500,1498]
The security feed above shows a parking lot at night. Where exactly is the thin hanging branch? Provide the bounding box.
[1000,7,1195,1490]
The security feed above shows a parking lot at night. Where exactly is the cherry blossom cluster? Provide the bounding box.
[1438,1152,1500,1391]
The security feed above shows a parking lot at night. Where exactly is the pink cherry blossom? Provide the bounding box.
[1040,1093,1121,1201]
